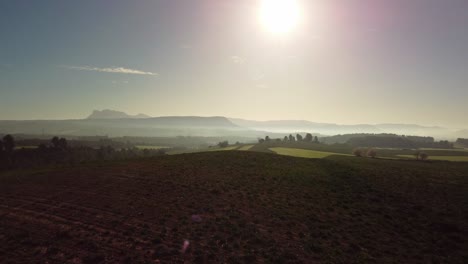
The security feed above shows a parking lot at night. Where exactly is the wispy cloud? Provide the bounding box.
[64,65,158,76]
[230,56,245,65]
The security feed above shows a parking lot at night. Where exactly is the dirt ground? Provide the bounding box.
[1,152,467,263]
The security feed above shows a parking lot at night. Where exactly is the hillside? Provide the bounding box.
[1,152,467,263]
[0,116,244,138]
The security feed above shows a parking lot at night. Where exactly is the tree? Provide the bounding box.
[51,136,60,148]
[3,135,15,153]
[58,138,68,149]
[304,133,313,142]
[288,134,295,142]
[258,138,265,143]
[314,136,319,143]
[419,152,429,161]
[296,134,303,141]
[367,148,377,158]
[265,136,271,142]
[283,136,288,142]
[352,148,363,157]
[218,141,229,148]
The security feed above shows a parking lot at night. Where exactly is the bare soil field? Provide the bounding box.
[1,152,467,263]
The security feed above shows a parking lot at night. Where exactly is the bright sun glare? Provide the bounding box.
[260,0,301,34]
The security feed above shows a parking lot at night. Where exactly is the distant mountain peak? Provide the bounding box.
[87,109,150,119]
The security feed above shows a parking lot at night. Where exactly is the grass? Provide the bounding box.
[237,145,254,151]
[206,146,239,151]
[419,148,468,152]
[397,154,468,162]
[270,147,351,159]
[135,145,169,150]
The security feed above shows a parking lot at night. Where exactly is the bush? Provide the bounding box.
[218,141,229,148]
[367,148,377,158]
[352,148,363,157]
[419,152,429,161]
[414,151,429,161]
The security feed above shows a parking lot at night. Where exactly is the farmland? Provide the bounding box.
[135,145,169,150]
[270,147,350,159]
[398,154,468,162]
[237,145,254,151]
[1,151,467,263]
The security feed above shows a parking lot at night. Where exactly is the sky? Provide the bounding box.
[1,0,467,128]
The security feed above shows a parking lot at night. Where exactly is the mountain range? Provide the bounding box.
[0,109,465,139]
[87,109,150,119]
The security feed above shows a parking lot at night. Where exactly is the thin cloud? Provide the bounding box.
[64,65,158,76]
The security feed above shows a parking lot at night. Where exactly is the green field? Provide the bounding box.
[419,148,468,152]
[135,145,169,150]
[398,154,468,162]
[206,146,239,151]
[238,145,254,151]
[166,145,240,155]
[270,147,351,159]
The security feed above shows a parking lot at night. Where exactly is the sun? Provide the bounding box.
[260,0,301,34]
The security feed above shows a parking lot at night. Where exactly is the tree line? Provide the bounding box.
[347,135,452,149]
[0,134,166,170]
[258,133,319,144]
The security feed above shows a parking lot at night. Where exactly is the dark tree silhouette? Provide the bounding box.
[58,138,68,149]
[51,136,60,148]
[288,134,295,142]
[3,135,15,153]
[296,134,303,141]
[314,136,319,143]
[265,136,271,142]
[304,133,313,142]
[218,141,229,148]
[419,152,429,161]
[258,138,265,143]
[283,136,288,142]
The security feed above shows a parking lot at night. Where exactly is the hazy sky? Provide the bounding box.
[1,0,467,128]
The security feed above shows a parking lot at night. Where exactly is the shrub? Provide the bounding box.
[218,141,229,148]
[352,148,363,157]
[3,135,15,153]
[367,148,377,158]
[419,152,429,161]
